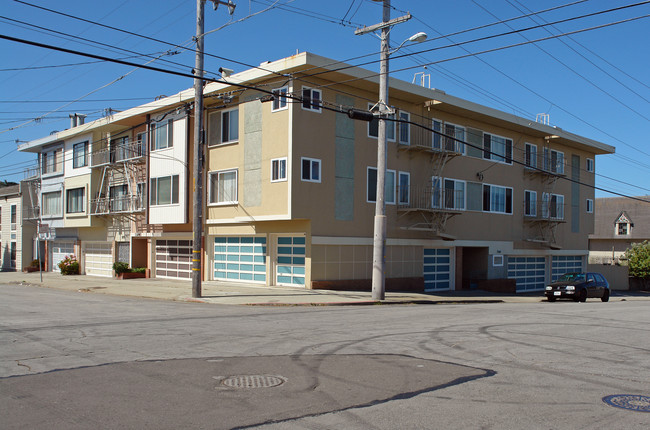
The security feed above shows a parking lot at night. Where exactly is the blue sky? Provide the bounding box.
[1,0,649,198]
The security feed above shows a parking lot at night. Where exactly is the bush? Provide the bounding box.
[58,255,79,275]
[112,261,130,275]
[30,259,44,269]
[131,267,146,274]
[625,240,650,279]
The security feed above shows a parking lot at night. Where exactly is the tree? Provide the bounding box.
[624,241,650,286]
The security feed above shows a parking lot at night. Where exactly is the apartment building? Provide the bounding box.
[18,52,614,292]
[0,183,35,271]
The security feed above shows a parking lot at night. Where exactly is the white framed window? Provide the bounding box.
[586,198,594,213]
[66,187,85,214]
[367,167,396,204]
[301,87,321,112]
[367,103,396,141]
[524,143,537,169]
[432,119,442,150]
[150,175,179,206]
[444,178,465,210]
[542,192,564,219]
[483,184,513,214]
[73,141,88,168]
[221,108,239,144]
[151,120,173,151]
[41,148,63,175]
[483,133,513,164]
[271,158,287,182]
[543,148,564,174]
[209,169,238,205]
[398,111,410,145]
[493,255,504,267]
[272,86,288,111]
[10,204,16,230]
[444,122,465,154]
[586,158,594,172]
[301,157,321,183]
[398,171,410,205]
[616,222,630,236]
[42,191,62,216]
[524,190,537,217]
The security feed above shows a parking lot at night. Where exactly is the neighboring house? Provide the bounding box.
[0,184,36,271]
[589,196,650,264]
[18,52,614,292]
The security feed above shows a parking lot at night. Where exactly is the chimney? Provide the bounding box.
[69,113,87,128]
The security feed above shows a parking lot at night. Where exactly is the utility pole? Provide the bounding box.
[192,0,235,298]
[355,0,411,301]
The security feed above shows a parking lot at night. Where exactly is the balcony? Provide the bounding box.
[399,185,465,213]
[91,141,145,167]
[23,165,40,180]
[523,201,567,223]
[91,195,145,215]
[23,205,40,220]
[398,124,465,155]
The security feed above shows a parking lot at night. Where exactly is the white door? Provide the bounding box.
[84,241,113,277]
[51,241,74,272]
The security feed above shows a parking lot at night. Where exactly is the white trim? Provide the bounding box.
[220,107,239,145]
[524,190,537,217]
[493,254,504,267]
[586,158,594,172]
[271,86,288,112]
[206,214,292,224]
[586,198,594,213]
[398,111,410,145]
[398,171,410,205]
[524,142,537,169]
[367,166,396,204]
[207,168,238,205]
[301,86,322,113]
[270,157,288,182]
[301,157,321,183]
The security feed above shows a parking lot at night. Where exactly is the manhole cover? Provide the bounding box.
[220,375,286,389]
[603,394,650,412]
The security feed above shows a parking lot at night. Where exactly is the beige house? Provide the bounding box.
[0,183,36,271]
[19,52,614,292]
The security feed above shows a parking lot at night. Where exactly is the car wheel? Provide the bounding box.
[578,289,587,302]
[601,289,610,302]
[547,296,556,302]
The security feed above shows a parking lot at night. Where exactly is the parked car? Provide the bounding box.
[545,272,610,302]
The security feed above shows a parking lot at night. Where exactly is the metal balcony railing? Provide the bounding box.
[91,141,145,167]
[399,185,465,212]
[91,195,145,215]
[404,124,465,154]
[523,200,566,221]
[24,165,40,180]
[23,206,40,220]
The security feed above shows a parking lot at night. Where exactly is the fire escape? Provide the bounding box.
[396,116,463,239]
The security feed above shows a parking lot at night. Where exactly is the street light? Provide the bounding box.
[355,0,427,301]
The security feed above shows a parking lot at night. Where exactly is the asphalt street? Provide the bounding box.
[1,283,649,429]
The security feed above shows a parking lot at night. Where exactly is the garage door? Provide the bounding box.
[423,248,452,291]
[551,256,583,282]
[155,239,192,279]
[213,236,266,283]
[84,241,113,277]
[508,256,546,292]
[276,236,305,287]
[51,241,74,272]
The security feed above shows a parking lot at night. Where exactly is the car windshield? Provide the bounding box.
[557,273,585,282]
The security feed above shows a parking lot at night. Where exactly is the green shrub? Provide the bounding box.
[112,261,130,274]
[131,267,146,274]
[58,255,79,275]
[30,259,44,268]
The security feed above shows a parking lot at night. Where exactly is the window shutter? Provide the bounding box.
[506,188,512,214]
[505,139,513,164]
[483,184,490,211]
[483,134,491,159]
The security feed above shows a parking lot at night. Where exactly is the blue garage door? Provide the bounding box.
[423,248,451,291]
[551,256,583,281]
[276,236,306,286]
[508,256,546,292]
[213,237,266,283]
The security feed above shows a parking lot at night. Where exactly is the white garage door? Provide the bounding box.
[423,248,452,291]
[155,239,192,279]
[84,241,113,277]
[51,241,74,272]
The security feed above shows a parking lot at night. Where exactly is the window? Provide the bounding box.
[444,123,465,153]
[66,188,85,214]
[398,172,410,205]
[73,141,88,168]
[301,87,321,112]
[10,204,16,230]
[10,242,16,268]
[483,184,513,214]
[136,182,146,210]
[483,133,512,164]
[432,119,442,149]
[542,193,564,219]
[367,167,396,204]
[493,255,504,267]
[586,198,594,213]
[398,111,410,145]
[150,175,179,205]
[543,148,564,174]
[368,103,396,141]
[42,191,62,216]
[272,86,288,111]
[271,158,287,182]
[586,158,594,172]
[301,157,321,183]
[525,143,537,168]
[617,222,629,235]
[221,108,239,144]
[432,176,442,208]
[41,148,62,175]
[444,178,465,210]
[151,120,173,150]
[209,169,238,205]
[524,190,537,217]
[109,185,128,212]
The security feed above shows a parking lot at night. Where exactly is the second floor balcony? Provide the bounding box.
[398,184,465,213]
[91,194,145,215]
[23,205,40,220]
[91,141,146,167]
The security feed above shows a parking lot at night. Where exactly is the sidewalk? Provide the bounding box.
[1,271,648,306]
